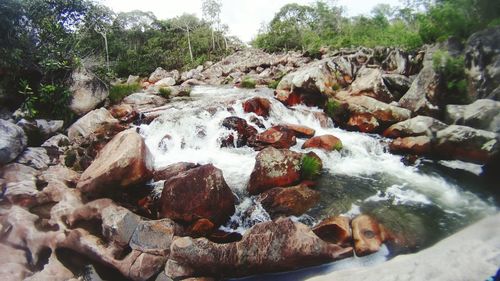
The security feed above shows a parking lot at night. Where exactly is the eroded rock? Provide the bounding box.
[312,216,352,246]
[258,184,320,218]
[302,135,342,151]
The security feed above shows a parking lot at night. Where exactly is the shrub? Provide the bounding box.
[241,77,256,89]
[109,83,141,104]
[301,154,322,180]
[432,50,469,104]
[159,87,171,98]
[325,99,340,117]
[268,80,280,89]
[19,80,73,121]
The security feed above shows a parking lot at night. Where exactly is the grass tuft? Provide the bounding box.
[109,83,141,103]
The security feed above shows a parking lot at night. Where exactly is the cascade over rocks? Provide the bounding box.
[0,119,27,164]
[258,183,320,218]
[445,99,500,133]
[247,147,303,195]
[159,164,235,226]
[166,217,353,279]
[77,129,153,196]
[302,134,342,151]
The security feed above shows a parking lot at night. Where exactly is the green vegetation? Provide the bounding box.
[268,80,280,89]
[109,83,141,103]
[301,154,322,180]
[241,77,256,89]
[432,50,469,104]
[332,141,343,151]
[159,87,172,98]
[325,99,341,117]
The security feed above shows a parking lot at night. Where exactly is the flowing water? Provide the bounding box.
[139,86,498,278]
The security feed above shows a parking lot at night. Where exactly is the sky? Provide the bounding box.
[100,0,402,43]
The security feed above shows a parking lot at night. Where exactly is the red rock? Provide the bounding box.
[167,218,353,279]
[251,125,297,149]
[352,215,385,256]
[243,97,271,117]
[188,219,216,237]
[77,129,153,196]
[389,136,431,155]
[220,116,257,147]
[302,135,342,151]
[282,124,315,138]
[258,184,320,218]
[159,164,235,226]
[247,147,303,195]
[275,90,301,106]
[153,162,200,181]
[347,113,379,133]
[312,216,352,246]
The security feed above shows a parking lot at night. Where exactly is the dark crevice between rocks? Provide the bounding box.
[56,248,128,281]
[33,247,52,271]
[71,218,104,239]
[35,178,49,191]
[113,245,132,261]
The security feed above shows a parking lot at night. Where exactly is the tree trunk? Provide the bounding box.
[212,28,216,50]
[103,32,110,72]
[187,26,194,63]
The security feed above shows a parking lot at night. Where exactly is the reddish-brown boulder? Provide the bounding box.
[243,97,271,117]
[312,216,352,246]
[247,147,303,195]
[109,104,137,122]
[282,124,315,138]
[77,129,153,196]
[250,125,297,149]
[258,184,320,218]
[352,215,385,256]
[220,116,258,148]
[347,113,379,133]
[153,162,200,181]
[275,90,301,107]
[167,218,353,279]
[389,136,432,155]
[302,135,342,151]
[159,164,235,226]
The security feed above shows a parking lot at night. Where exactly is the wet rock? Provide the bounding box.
[281,124,315,138]
[242,97,271,117]
[445,99,500,133]
[251,125,297,149]
[382,73,413,100]
[312,216,352,246]
[123,93,167,111]
[274,90,302,107]
[0,119,27,164]
[383,116,447,138]
[434,125,499,164]
[16,119,64,146]
[302,135,342,151]
[258,184,320,218]
[0,163,39,206]
[465,26,500,100]
[247,147,303,195]
[220,116,257,148]
[167,218,352,279]
[67,108,119,141]
[69,66,109,116]
[77,129,153,196]
[350,67,394,103]
[153,162,200,181]
[352,215,385,256]
[159,164,235,226]
[389,136,432,156]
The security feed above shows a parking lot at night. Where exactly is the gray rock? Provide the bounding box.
[67,108,119,141]
[42,134,70,152]
[69,67,109,116]
[465,26,500,100]
[0,163,39,205]
[149,67,170,83]
[351,67,394,103]
[101,205,142,248]
[127,75,140,84]
[16,119,64,146]
[123,93,167,111]
[382,74,413,100]
[445,99,500,133]
[155,77,176,87]
[0,120,27,164]
[130,219,178,256]
[277,59,337,96]
[307,213,500,281]
[15,147,52,170]
[398,65,440,116]
[383,116,447,138]
[381,49,410,75]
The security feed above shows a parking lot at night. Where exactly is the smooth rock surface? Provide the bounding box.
[445,99,500,133]
[383,116,447,138]
[258,184,320,217]
[67,108,119,141]
[69,66,109,116]
[0,120,27,164]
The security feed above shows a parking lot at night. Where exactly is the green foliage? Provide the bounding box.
[325,99,340,117]
[241,77,256,89]
[109,83,141,103]
[332,141,343,151]
[268,80,280,89]
[159,87,172,98]
[301,155,322,180]
[432,50,469,104]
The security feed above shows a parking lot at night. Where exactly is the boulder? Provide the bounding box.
[0,120,27,164]
[398,65,440,116]
[258,184,320,218]
[77,129,153,195]
[350,67,394,103]
[312,216,352,246]
[155,77,176,87]
[67,108,119,141]
[389,136,432,155]
[243,97,271,117]
[434,125,499,164]
[130,219,178,256]
[167,218,353,279]
[109,104,136,120]
[302,135,342,151]
[123,93,167,111]
[382,73,413,100]
[149,67,176,84]
[383,116,447,138]
[346,113,380,133]
[381,49,411,75]
[274,90,302,107]
[126,75,140,84]
[445,99,500,133]
[69,66,109,116]
[42,134,70,152]
[220,116,257,148]
[15,147,53,170]
[250,126,297,149]
[352,215,386,256]
[247,147,302,195]
[159,164,235,226]
[16,119,64,146]
[281,124,315,138]
[465,26,500,100]
[0,163,39,206]
[153,162,200,181]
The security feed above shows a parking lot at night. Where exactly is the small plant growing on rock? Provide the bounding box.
[301,154,322,180]
[332,83,341,91]
[432,50,469,104]
[241,77,256,89]
[159,87,171,98]
[325,99,340,117]
[333,141,343,151]
[268,80,280,89]
[109,83,141,103]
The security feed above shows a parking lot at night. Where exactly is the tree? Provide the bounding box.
[171,14,201,63]
[202,0,222,50]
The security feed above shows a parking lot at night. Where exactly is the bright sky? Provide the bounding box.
[100,0,402,43]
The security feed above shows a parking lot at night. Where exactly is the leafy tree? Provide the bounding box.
[202,0,222,50]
